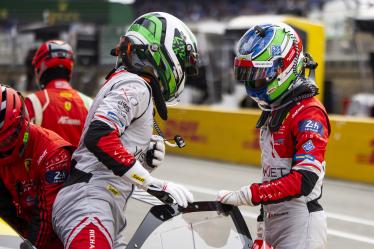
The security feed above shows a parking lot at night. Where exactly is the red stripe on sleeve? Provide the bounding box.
[250,171,303,205]
[96,129,135,167]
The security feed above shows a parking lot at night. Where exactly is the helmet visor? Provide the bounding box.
[234,58,283,89]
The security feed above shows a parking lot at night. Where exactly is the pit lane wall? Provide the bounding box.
[157,105,374,184]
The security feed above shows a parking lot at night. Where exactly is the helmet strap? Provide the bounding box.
[141,74,168,121]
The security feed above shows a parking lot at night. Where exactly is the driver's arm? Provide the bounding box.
[84,81,151,176]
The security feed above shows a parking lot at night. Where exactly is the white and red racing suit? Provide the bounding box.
[250,96,330,249]
[52,68,153,249]
[25,79,92,147]
[0,124,73,249]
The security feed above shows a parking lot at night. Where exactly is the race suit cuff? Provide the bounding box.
[123,160,153,187]
[250,183,261,206]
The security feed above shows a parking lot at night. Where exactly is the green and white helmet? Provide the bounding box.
[234,23,305,106]
[118,12,199,102]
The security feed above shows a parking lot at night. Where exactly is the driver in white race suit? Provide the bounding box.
[217,23,330,249]
[52,12,199,249]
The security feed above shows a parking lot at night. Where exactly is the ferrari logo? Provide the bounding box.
[64,101,72,111]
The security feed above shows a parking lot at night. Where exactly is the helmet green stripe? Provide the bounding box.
[129,16,164,65]
[268,75,294,101]
[123,12,198,102]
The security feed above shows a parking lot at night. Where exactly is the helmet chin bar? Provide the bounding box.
[153,119,185,148]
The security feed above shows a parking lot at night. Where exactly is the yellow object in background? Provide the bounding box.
[326,115,374,184]
[158,106,374,184]
[284,16,325,102]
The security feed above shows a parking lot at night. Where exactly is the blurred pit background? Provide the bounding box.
[0,0,373,117]
[1,2,374,248]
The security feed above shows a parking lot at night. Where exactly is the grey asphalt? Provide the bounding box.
[124,155,374,249]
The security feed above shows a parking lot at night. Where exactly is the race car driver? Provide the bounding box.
[217,23,330,249]
[52,12,199,248]
[0,85,74,249]
[25,40,92,147]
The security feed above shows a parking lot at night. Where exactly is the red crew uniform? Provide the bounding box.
[25,79,91,147]
[26,39,92,147]
[0,124,73,249]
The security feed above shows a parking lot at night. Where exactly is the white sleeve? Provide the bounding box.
[77,92,93,110]
[92,82,151,135]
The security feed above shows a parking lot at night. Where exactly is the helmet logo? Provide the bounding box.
[285,47,296,63]
[172,31,187,63]
[267,85,277,95]
[271,45,281,56]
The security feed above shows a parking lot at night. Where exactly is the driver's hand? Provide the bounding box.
[147,178,194,208]
[146,135,165,170]
[216,186,254,206]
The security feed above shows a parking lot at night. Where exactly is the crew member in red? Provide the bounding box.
[25,40,92,146]
[0,85,74,249]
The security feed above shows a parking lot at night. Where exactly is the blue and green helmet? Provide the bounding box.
[234,23,305,105]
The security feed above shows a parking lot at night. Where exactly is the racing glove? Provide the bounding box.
[145,135,165,170]
[124,160,193,207]
[216,185,254,206]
